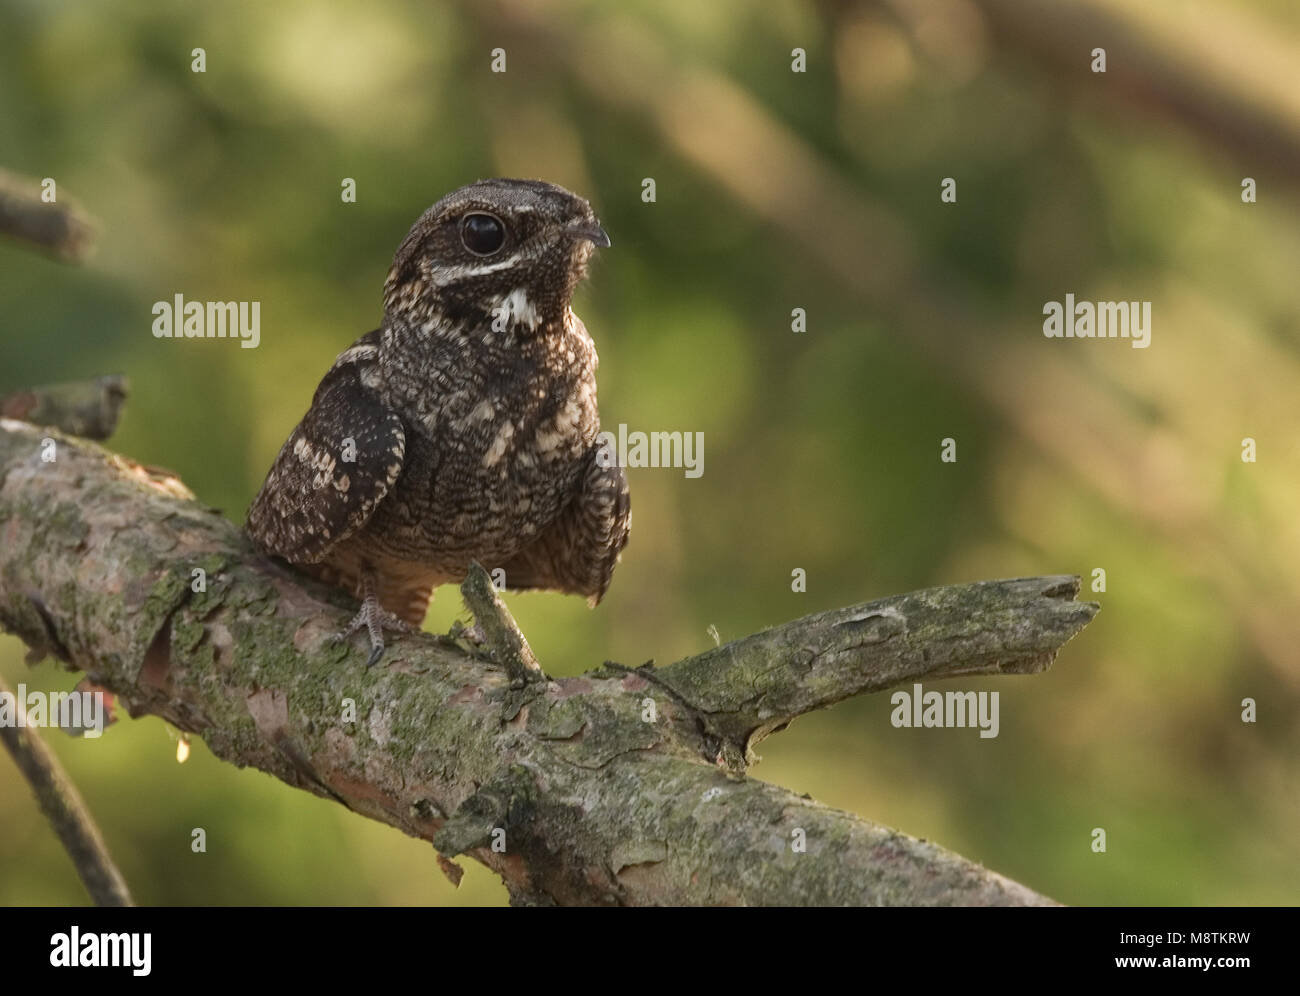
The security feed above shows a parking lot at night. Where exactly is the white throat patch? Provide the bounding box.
[495,287,541,332]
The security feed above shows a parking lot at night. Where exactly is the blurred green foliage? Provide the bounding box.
[2,0,1298,906]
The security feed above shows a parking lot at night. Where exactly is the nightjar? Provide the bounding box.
[246,178,630,665]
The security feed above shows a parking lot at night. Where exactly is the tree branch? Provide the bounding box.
[459,562,546,685]
[0,673,134,907]
[656,576,1096,760]
[0,399,1097,905]
[0,168,97,262]
[0,375,129,441]
[961,0,1300,183]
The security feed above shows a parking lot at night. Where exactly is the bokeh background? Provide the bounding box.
[2,0,1298,906]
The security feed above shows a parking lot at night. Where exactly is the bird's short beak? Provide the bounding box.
[566,221,612,248]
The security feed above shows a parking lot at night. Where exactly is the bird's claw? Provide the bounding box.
[335,598,415,667]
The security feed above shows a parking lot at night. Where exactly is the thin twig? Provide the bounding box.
[0,674,135,907]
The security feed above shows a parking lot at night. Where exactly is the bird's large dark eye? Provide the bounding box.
[460,213,506,256]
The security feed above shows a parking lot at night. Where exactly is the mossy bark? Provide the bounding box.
[0,418,1096,905]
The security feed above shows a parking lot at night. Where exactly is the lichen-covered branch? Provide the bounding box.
[459,562,545,685]
[657,576,1096,757]
[0,414,1096,905]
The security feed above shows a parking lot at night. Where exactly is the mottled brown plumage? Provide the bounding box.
[245,179,629,664]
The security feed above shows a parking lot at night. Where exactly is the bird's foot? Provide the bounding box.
[333,598,416,667]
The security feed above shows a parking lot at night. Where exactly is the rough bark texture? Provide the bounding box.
[0,417,1097,906]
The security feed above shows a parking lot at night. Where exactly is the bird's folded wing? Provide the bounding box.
[245,339,406,564]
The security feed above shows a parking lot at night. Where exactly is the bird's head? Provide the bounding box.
[383,178,610,335]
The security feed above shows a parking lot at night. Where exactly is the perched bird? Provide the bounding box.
[246,178,629,665]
